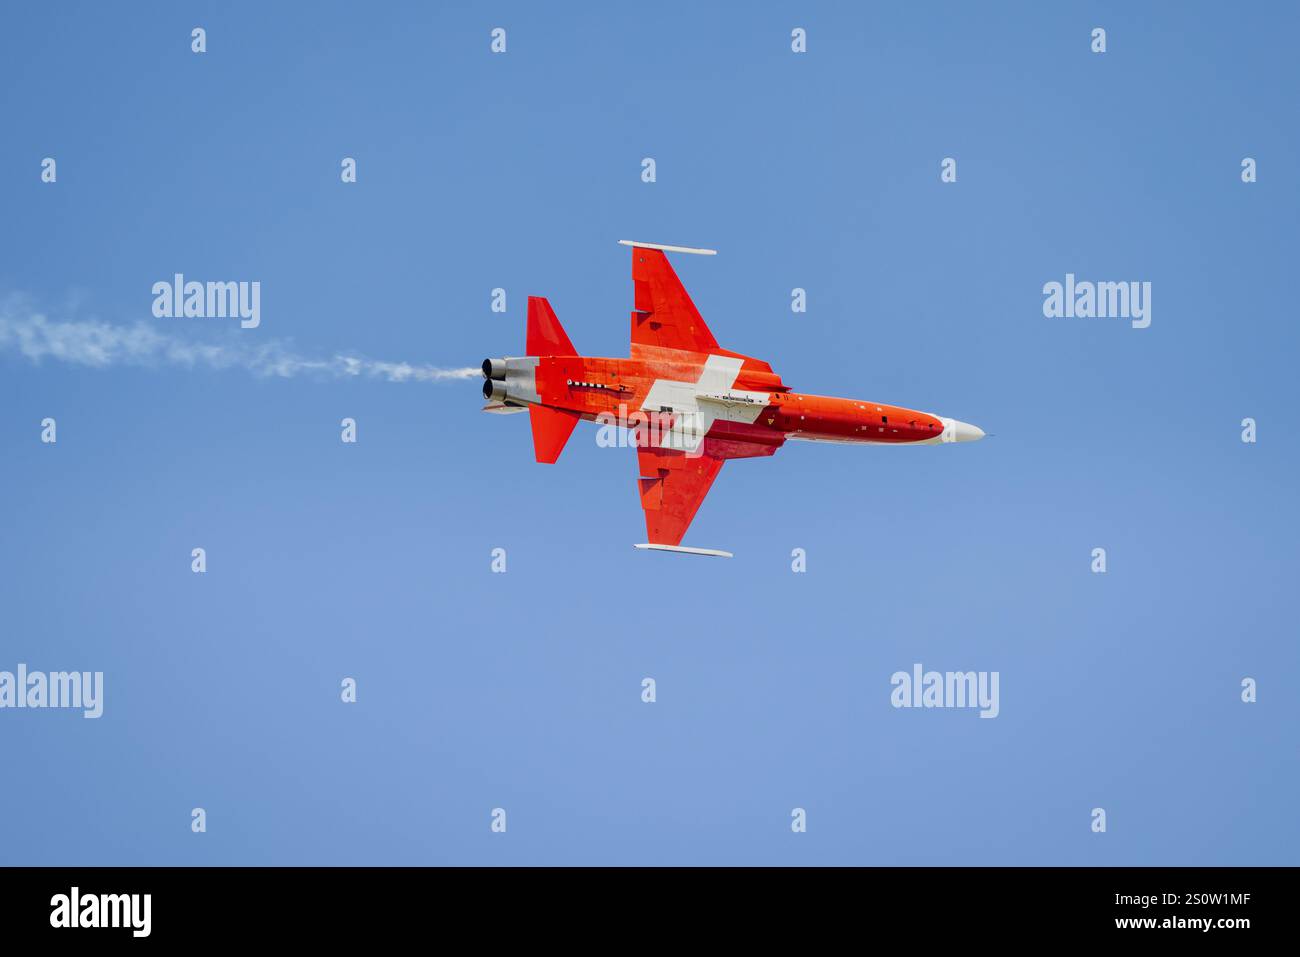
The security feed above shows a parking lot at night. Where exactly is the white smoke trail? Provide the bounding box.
[0,301,479,384]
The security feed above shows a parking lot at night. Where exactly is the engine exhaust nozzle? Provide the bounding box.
[482,358,507,380]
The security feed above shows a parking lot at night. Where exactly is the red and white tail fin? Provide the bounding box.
[526,296,576,357]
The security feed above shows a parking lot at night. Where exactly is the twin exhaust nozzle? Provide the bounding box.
[482,358,507,400]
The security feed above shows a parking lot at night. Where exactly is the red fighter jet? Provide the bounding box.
[483,240,985,558]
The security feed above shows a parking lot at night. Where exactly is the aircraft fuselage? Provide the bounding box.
[487,349,984,450]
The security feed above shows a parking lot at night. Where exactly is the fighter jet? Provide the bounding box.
[483,241,985,557]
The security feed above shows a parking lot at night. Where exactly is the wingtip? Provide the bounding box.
[618,239,717,256]
[634,543,733,558]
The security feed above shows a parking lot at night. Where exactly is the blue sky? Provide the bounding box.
[1,1,1297,865]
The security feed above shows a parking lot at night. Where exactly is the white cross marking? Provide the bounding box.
[639,355,771,453]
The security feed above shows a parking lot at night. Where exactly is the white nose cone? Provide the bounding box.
[934,417,985,443]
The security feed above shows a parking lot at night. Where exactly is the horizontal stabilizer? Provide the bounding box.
[526,296,577,357]
[529,405,581,463]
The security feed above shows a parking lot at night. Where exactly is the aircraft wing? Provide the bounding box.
[635,436,783,554]
[628,246,719,354]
